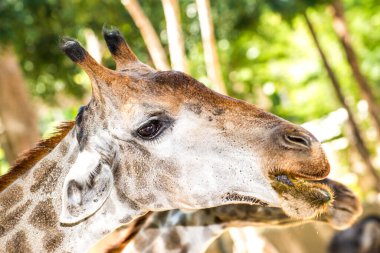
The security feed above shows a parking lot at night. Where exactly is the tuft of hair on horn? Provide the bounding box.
[102,25,138,69]
[60,37,87,63]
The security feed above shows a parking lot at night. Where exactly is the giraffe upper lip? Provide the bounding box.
[271,168,329,185]
[273,173,323,186]
[272,174,333,203]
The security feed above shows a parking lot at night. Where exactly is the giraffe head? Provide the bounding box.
[59,28,332,224]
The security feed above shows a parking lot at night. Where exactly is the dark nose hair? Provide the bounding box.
[278,126,315,150]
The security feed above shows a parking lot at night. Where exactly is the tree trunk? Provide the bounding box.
[195,0,227,95]
[121,0,170,70]
[0,49,39,165]
[304,13,380,191]
[161,0,188,73]
[331,0,380,141]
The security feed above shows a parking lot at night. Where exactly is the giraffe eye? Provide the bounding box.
[135,114,174,141]
[137,120,163,139]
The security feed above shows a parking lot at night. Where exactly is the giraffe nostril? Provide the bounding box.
[284,134,311,149]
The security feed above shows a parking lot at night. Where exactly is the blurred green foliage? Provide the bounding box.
[1,0,379,119]
[0,149,9,176]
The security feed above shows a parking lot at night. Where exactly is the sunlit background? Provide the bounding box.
[1,0,380,252]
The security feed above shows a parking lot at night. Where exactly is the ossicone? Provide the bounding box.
[60,35,117,88]
[60,37,87,63]
[103,25,138,69]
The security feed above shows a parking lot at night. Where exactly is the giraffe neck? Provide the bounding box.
[0,129,145,253]
[124,210,226,253]
[124,206,299,253]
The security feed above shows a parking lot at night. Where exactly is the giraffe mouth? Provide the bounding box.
[272,174,332,200]
[270,174,334,218]
[220,175,333,210]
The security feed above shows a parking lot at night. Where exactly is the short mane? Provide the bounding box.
[0,121,75,193]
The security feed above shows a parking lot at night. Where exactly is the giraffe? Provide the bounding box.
[91,178,362,253]
[329,215,380,253]
[0,27,333,252]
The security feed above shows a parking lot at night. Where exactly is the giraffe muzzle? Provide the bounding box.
[274,174,332,202]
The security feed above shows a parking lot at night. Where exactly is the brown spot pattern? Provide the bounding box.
[6,231,32,253]
[180,243,190,253]
[155,174,178,196]
[59,142,68,155]
[30,159,62,194]
[212,108,225,116]
[27,199,63,251]
[126,140,151,159]
[0,200,31,237]
[119,215,134,224]
[29,199,57,230]
[0,185,23,209]
[131,159,149,186]
[147,211,171,228]
[163,229,181,250]
[134,229,158,251]
[157,159,180,178]
[67,149,79,164]
[186,103,202,115]
[134,193,156,205]
[43,232,64,252]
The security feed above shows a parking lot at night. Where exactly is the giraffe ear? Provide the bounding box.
[59,150,113,224]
